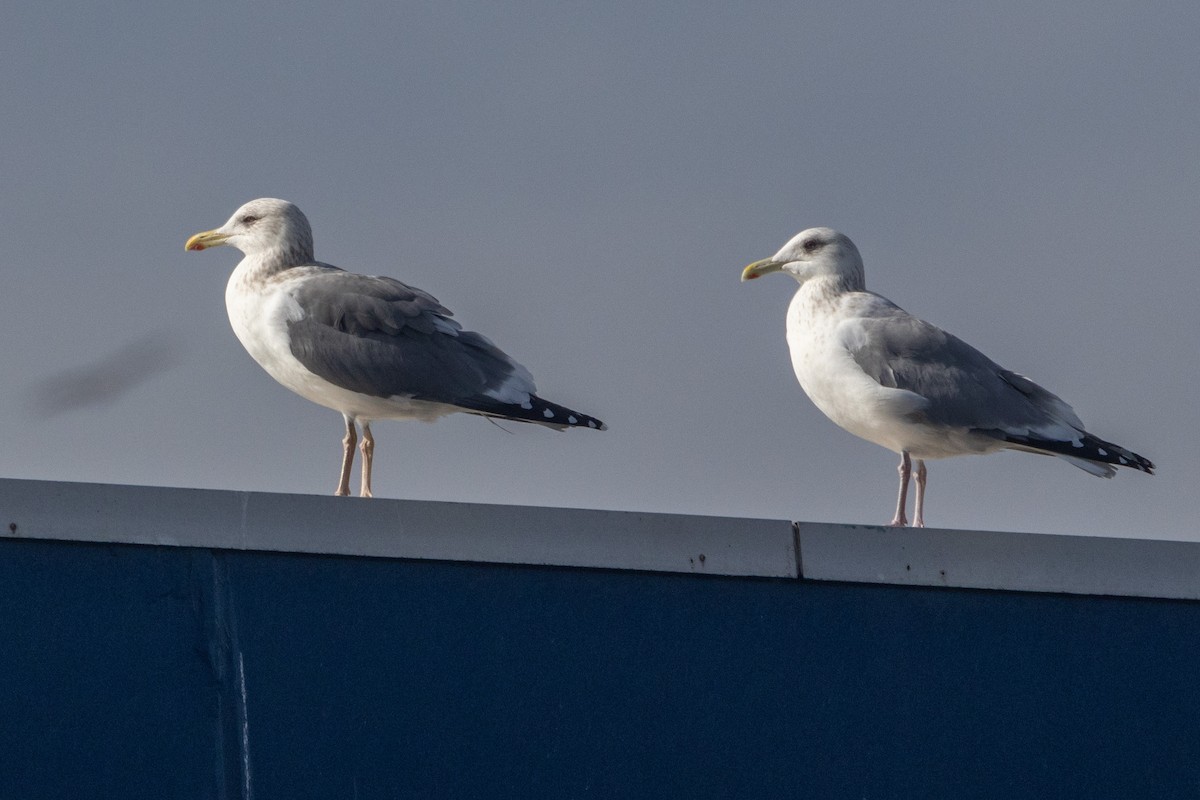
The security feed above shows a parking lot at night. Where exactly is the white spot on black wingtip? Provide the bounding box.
[1097,448,1108,457]
[568,415,577,424]
[1118,456,1128,465]
[587,420,597,429]
[520,401,533,410]
[542,408,554,419]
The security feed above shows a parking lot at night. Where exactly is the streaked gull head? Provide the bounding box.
[185,198,315,266]
[741,227,864,291]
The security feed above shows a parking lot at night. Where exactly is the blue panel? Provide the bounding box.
[1,538,1198,799]
[0,541,230,799]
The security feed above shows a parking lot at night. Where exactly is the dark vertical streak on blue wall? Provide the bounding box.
[192,550,254,800]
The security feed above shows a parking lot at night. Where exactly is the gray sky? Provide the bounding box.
[2,2,1196,538]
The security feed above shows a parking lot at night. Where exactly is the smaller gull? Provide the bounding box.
[741,227,1153,527]
[186,198,605,498]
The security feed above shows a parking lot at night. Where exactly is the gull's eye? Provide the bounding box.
[803,238,822,254]
[240,215,259,225]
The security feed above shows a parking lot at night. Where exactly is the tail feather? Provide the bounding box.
[978,429,1154,477]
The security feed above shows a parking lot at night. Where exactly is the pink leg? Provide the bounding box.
[888,451,911,527]
[359,422,375,499]
[912,459,927,528]
[336,415,356,497]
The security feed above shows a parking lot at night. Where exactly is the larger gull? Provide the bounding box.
[741,227,1153,528]
[186,198,605,498]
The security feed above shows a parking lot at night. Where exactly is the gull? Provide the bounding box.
[186,198,604,497]
[741,227,1153,527]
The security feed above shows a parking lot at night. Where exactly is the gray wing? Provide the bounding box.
[284,268,536,406]
[842,293,1084,434]
[842,293,1153,474]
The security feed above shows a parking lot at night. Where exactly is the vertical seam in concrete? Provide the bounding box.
[792,521,804,579]
[237,493,250,550]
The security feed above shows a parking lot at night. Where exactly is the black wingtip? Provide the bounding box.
[462,395,606,431]
[985,429,1154,475]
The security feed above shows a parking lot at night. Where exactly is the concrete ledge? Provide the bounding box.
[797,522,1200,600]
[0,478,797,578]
[2,478,1196,598]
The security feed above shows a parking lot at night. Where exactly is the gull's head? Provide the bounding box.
[185,198,315,265]
[741,227,864,290]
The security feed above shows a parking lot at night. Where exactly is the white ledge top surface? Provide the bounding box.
[0,478,1196,600]
[0,478,796,579]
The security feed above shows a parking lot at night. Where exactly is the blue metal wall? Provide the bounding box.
[2,537,1197,799]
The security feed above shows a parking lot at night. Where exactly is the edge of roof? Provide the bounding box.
[1,478,1195,600]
